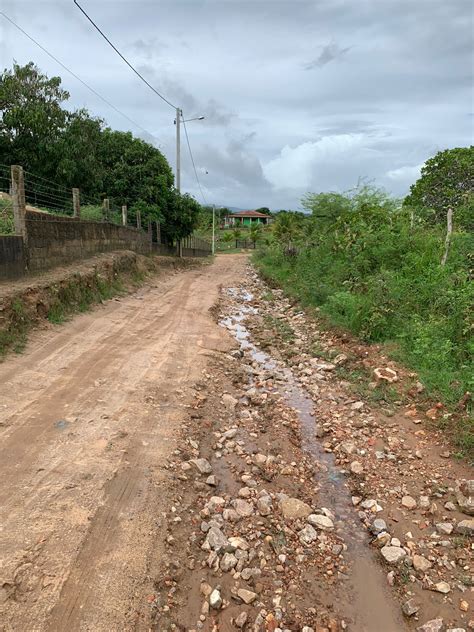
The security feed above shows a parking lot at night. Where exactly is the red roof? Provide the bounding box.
[228,210,269,218]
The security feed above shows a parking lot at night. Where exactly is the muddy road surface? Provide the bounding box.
[0,255,472,632]
[0,256,245,631]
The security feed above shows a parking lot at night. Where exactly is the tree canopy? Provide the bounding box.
[404,147,473,227]
[0,61,201,240]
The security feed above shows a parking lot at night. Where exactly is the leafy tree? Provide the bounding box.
[160,190,201,244]
[53,109,104,196]
[0,62,69,176]
[404,147,474,225]
[254,206,272,216]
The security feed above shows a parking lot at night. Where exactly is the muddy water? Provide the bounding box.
[221,288,407,632]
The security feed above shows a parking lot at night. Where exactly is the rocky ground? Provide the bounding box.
[150,265,472,632]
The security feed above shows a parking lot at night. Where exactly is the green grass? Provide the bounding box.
[0,198,14,234]
[254,222,474,458]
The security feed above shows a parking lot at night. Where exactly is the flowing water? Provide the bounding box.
[220,287,407,632]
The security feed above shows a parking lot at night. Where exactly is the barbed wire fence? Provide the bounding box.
[0,164,212,257]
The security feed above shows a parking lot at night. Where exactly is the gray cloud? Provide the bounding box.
[0,0,472,210]
[304,42,351,69]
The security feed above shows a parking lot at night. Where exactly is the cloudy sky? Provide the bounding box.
[1,0,472,209]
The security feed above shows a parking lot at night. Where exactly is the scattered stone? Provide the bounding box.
[237,588,257,604]
[432,582,451,594]
[402,598,419,617]
[412,554,432,572]
[307,514,334,530]
[435,522,453,535]
[222,393,238,410]
[234,611,248,628]
[299,524,318,545]
[380,545,406,564]
[202,526,229,553]
[456,519,474,536]
[256,496,272,516]
[220,552,238,572]
[370,518,387,534]
[280,497,312,519]
[456,479,474,515]
[416,619,444,632]
[401,495,417,510]
[350,461,364,475]
[209,587,222,609]
[206,475,217,486]
[232,499,254,518]
[189,458,212,475]
[373,367,398,383]
[460,600,469,612]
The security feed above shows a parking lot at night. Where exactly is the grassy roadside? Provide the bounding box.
[253,252,473,459]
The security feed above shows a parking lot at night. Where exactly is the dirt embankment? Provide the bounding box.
[0,250,201,357]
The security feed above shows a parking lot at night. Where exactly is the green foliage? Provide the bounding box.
[255,179,473,453]
[405,147,474,227]
[1,62,200,241]
[0,62,68,176]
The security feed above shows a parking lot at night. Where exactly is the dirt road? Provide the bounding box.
[0,255,247,632]
[1,254,472,632]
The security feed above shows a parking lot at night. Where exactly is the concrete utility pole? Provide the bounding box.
[175,107,181,192]
[121,205,127,226]
[212,204,216,255]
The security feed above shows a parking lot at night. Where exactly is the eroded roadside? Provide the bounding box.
[152,265,472,632]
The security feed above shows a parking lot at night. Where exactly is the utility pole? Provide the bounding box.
[212,204,216,255]
[175,107,181,192]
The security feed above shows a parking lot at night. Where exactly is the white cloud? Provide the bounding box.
[263,134,368,190]
[385,164,423,182]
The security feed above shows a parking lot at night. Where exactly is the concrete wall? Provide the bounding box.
[0,236,26,279]
[25,212,151,272]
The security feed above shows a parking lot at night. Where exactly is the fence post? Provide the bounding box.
[72,188,80,218]
[122,205,127,226]
[102,198,110,222]
[136,209,141,229]
[11,165,27,244]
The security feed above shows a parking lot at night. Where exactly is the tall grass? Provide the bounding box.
[254,192,473,453]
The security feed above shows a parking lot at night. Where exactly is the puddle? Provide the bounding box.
[220,287,407,632]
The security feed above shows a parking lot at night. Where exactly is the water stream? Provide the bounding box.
[220,287,407,632]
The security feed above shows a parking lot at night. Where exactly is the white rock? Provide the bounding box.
[456,479,474,515]
[432,581,450,594]
[189,458,212,475]
[237,588,257,604]
[456,519,474,535]
[280,497,312,519]
[435,522,453,535]
[402,495,417,510]
[209,588,222,609]
[232,499,254,518]
[307,514,334,530]
[298,524,318,545]
[220,552,237,572]
[350,461,364,475]
[412,554,432,572]
[202,526,229,553]
[381,545,406,564]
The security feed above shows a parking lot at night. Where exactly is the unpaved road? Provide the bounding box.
[0,255,247,632]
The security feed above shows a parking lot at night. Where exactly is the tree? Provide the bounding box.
[404,147,474,225]
[0,62,69,176]
[249,222,262,245]
[254,206,272,216]
[53,109,104,196]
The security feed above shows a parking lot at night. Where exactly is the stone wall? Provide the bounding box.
[25,212,151,272]
[0,236,26,279]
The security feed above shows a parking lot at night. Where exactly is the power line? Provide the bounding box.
[0,12,161,143]
[73,0,177,110]
[182,115,208,206]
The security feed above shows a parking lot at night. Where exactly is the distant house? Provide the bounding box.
[224,210,272,227]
